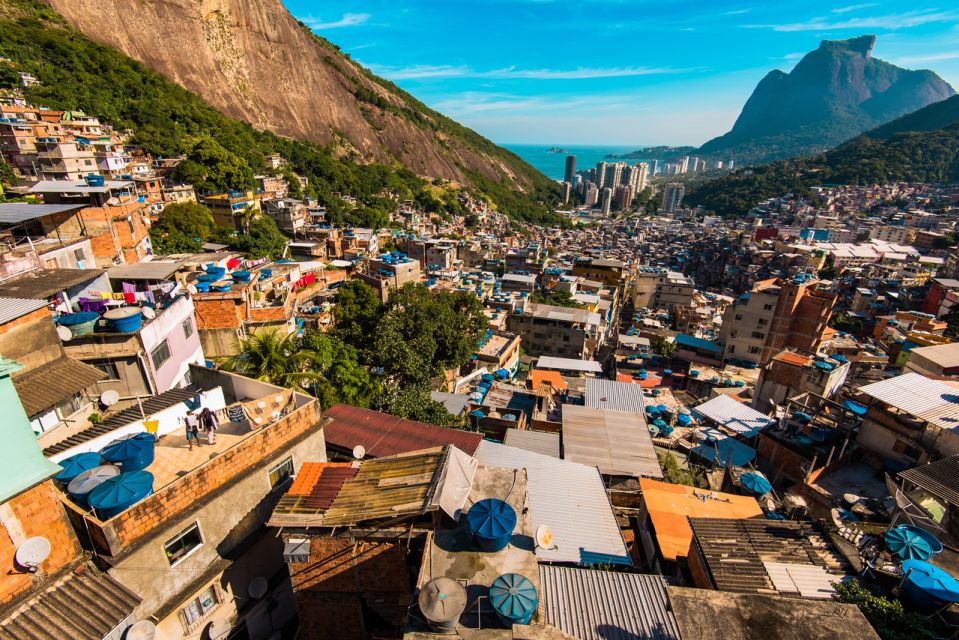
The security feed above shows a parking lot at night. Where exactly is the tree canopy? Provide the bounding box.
[149,202,217,254]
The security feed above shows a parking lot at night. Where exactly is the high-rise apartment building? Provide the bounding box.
[603,162,624,189]
[561,181,572,205]
[595,161,608,188]
[624,162,648,191]
[600,187,613,215]
[585,183,599,207]
[650,159,659,176]
[679,156,690,173]
[564,155,577,183]
[661,183,685,213]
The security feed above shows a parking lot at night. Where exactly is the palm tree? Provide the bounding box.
[222,330,322,390]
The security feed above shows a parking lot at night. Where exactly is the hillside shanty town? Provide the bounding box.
[3,98,959,640]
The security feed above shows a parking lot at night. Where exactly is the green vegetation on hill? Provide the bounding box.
[686,111,959,216]
[0,0,562,225]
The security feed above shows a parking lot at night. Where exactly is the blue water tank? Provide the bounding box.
[466,499,516,552]
[88,470,154,519]
[103,307,143,333]
[101,432,156,471]
[231,270,252,283]
[489,573,538,626]
[53,452,102,484]
[67,464,121,506]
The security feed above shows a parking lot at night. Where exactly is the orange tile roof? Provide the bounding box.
[530,369,567,392]
[288,462,353,496]
[773,351,812,367]
[639,478,763,562]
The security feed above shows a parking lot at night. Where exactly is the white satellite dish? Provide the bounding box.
[125,620,157,640]
[187,284,198,295]
[141,306,156,320]
[15,536,51,572]
[535,525,556,550]
[352,445,366,460]
[248,576,268,599]
[100,389,120,407]
[205,620,231,640]
[56,325,73,341]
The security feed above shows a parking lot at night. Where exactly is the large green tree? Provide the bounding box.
[333,279,384,352]
[150,202,217,254]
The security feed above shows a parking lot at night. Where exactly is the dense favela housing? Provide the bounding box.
[3,82,959,640]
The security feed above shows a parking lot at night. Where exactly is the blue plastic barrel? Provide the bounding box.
[53,452,102,484]
[194,281,211,293]
[67,464,120,506]
[231,270,252,283]
[197,273,220,283]
[466,499,516,552]
[88,470,154,519]
[211,280,233,292]
[101,432,155,471]
[58,312,100,336]
[489,573,538,626]
[103,307,143,332]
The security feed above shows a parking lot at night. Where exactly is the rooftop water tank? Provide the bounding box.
[88,470,154,519]
[231,270,252,283]
[57,312,100,336]
[103,307,143,333]
[101,432,155,471]
[418,577,467,631]
[466,498,516,552]
[53,452,102,484]
[489,573,538,626]
[67,464,121,506]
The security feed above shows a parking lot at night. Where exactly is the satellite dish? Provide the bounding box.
[141,307,156,320]
[205,620,230,640]
[248,576,268,599]
[57,325,73,341]
[535,525,556,550]
[352,445,366,460]
[100,389,120,407]
[15,536,51,572]
[186,284,198,295]
[125,620,157,640]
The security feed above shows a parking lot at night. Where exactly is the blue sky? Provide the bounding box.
[283,1,959,146]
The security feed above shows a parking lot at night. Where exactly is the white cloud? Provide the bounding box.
[746,9,959,32]
[723,9,751,16]
[302,13,370,30]
[831,3,879,14]
[893,50,959,64]
[369,64,699,81]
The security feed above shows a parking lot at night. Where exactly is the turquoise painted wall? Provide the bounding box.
[0,357,60,502]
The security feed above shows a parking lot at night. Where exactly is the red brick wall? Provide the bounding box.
[77,400,320,557]
[0,481,81,605]
[290,538,412,640]
[194,298,244,330]
[0,307,49,336]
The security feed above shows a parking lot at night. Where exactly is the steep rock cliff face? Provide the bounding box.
[42,0,534,188]
[699,35,955,164]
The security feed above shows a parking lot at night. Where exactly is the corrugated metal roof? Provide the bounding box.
[536,356,603,373]
[0,269,104,300]
[0,203,85,224]
[107,260,181,281]
[321,404,483,458]
[43,386,197,456]
[504,428,560,458]
[898,455,959,505]
[859,372,959,429]
[0,563,141,640]
[540,565,681,640]
[27,179,133,194]
[562,405,662,479]
[585,378,646,413]
[693,394,775,437]
[474,440,631,565]
[0,297,47,326]
[12,357,107,417]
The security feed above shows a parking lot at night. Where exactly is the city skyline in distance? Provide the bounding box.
[283,0,959,146]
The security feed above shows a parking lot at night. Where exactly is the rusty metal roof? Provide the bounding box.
[0,563,140,640]
[269,447,448,528]
[321,404,482,458]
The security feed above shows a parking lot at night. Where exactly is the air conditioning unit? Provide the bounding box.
[283,538,310,564]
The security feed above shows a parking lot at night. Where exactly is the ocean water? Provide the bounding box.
[504,144,647,181]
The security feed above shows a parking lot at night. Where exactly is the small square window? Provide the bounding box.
[164,523,202,566]
[269,457,294,489]
[182,318,194,340]
[180,585,218,629]
[151,340,171,370]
